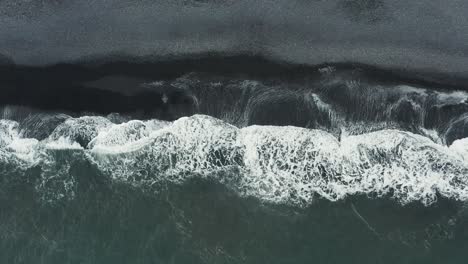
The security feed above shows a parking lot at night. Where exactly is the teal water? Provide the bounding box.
[1,168,467,264]
[1,112,468,263]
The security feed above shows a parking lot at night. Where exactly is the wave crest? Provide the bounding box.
[1,114,468,206]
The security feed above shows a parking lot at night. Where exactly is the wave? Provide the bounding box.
[2,65,468,144]
[2,64,467,206]
[1,114,468,206]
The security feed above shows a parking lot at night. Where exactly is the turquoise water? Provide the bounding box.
[2,0,468,262]
[1,174,467,264]
[2,72,468,263]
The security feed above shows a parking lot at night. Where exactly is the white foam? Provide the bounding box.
[2,115,468,206]
[0,120,18,147]
[88,119,170,153]
[88,115,468,205]
[6,138,39,162]
[0,120,40,162]
[44,137,84,150]
[450,138,468,162]
[339,131,468,204]
[48,116,113,148]
[238,125,341,203]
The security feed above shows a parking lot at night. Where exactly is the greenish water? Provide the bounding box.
[1,113,468,263]
[1,170,467,264]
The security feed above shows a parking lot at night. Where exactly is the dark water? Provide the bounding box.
[1,169,468,264]
[1,46,468,264]
[2,0,468,262]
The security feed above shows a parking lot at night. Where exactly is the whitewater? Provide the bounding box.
[2,113,468,206]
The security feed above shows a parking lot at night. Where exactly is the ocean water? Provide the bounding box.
[1,65,468,263]
[2,0,468,262]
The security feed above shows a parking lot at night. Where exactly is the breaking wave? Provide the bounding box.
[1,114,468,206]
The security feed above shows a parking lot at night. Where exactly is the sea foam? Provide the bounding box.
[1,114,468,206]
